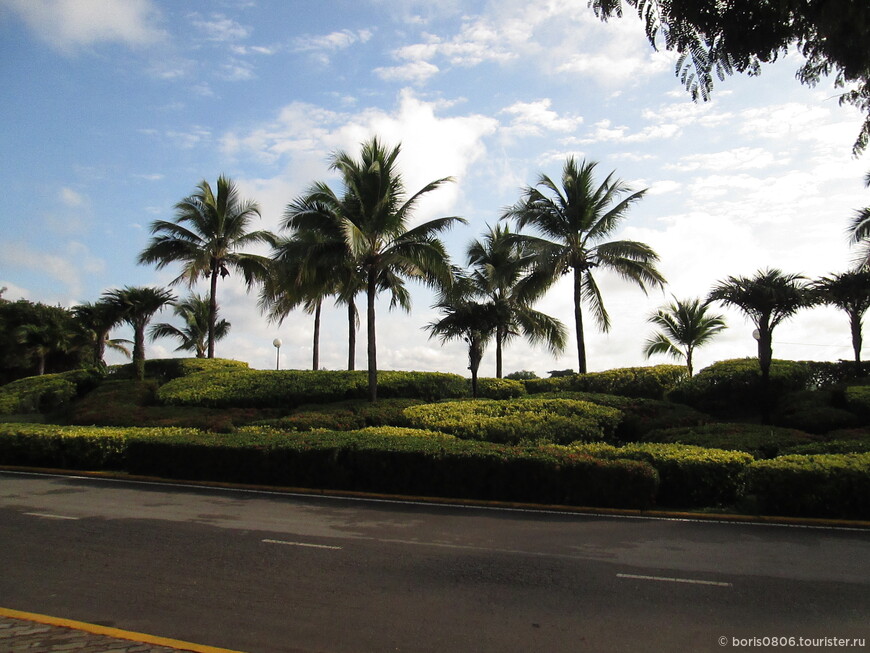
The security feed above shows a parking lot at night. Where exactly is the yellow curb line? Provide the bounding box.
[0,607,246,653]
[3,464,869,529]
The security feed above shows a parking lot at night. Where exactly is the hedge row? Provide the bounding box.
[403,399,622,445]
[0,423,657,509]
[643,423,821,459]
[157,369,470,408]
[109,357,250,382]
[0,369,103,415]
[562,442,752,508]
[253,398,427,432]
[524,365,687,400]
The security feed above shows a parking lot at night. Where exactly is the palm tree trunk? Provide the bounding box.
[495,327,504,378]
[757,321,773,424]
[686,345,694,377]
[347,301,357,371]
[134,325,146,381]
[851,313,863,376]
[573,267,587,374]
[37,353,46,376]
[312,299,322,371]
[469,337,483,398]
[207,262,219,359]
[367,268,378,403]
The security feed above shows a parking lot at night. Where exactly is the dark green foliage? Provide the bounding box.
[772,390,861,434]
[844,385,870,419]
[525,365,687,399]
[526,391,709,441]
[476,377,527,399]
[0,423,659,509]
[157,369,469,408]
[109,357,249,383]
[804,361,870,388]
[404,398,622,445]
[670,358,813,416]
[0,369,103,415]
[747,454,870,519]
[643,422,820,459]
[505,370,538,380]
[566,442,752,508]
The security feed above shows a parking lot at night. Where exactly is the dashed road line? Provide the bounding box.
[262,539,342,550]
[617,573,732,587]
[22,512,79,520]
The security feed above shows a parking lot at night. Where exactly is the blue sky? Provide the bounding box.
[1,0,868,376]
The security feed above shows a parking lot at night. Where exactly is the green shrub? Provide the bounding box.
[524,365,687,400]
[505,370,538,380]
[404,398,622,445]
[565,442,753,508]
[157,369,469,408]
[0,369,103,415]
[476,377,527,399]
[780,428,870,455]
[525,391,708,441]
[109,357,249,383]
[804,361,870,388]
[747,453,870,518]
[643,422,819,458]
[670,358,813,416]
[772,390,860,434]
[352,426,455,439]
[844,385,870,419]
[254,410,366,432]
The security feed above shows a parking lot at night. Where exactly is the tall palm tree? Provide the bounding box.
[848,172,870,268]
[150,293,230,359]
[103,286,175,381]
[811,269,870,373]
[15,320,74,376]
[72,300,130,368]
[466,224,567,377]
[642,297,727,376]
[137,175,274,359]
[503,157,665,373]
[708,269,812,421]
[319,137,463,401]
[425,271,500,398]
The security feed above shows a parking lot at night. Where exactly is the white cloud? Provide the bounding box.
[499,99,583,137]
[374,60,440,84]
[3,0,164,52]
[0,240,104,297]
[189,13,251,42]
[60,187,86,207]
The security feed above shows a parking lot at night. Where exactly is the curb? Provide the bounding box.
[3,464,869,530]
[0,607,246,653]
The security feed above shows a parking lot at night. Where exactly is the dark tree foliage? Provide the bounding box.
[0,299,87,383]
[591,0,870,154]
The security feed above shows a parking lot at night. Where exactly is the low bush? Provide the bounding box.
[804,360,870,388]
[476,377,527,399]
[253,398,428,431]
[404,398,622,445]
[157,369,469,408]
[109,357,249,383]
[565,442,752,507]
[351,426,455,439]
[0,369,103,415]
[643,423,820,459]
[747,453,870,519]
[844,385,870,419]
[525,391,708,441]
[0,423,659,509]
[525,365,687,400]
[780,428,870,455]
[669,358,812,416]
[772,390,860,434]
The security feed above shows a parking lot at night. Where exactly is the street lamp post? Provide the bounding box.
[273,338,282,371]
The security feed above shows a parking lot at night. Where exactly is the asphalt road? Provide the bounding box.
[0,470,868,653]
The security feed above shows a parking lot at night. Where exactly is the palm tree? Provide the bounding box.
[150,293,230,359]
[103,286,175,381]
[72,300,130,368]
[642,297,727,376]
[15,320,74,376]
[848,172,870,268]
[708,269,812,421]
[811,269,870,374]
[137,175,274,359]
[323,137,464,401]
[466,224,567,377]
[503,157,665,373]
[425,271,500,398]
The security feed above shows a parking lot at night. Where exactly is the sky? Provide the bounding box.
[1,0,869,378]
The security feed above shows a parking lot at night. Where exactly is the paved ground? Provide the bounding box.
[0,614,182,652]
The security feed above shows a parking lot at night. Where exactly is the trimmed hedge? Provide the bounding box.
[476,377,527,399]
[564,442,752,508]
[0,369,103,415]
[0,423,658,509]
[643,422,819,459]
[747,453,870,518]
[524,391,708,441]
[845,385,870,419]
[772,390,861,434]
[524,365,688,400]
[109,357,249,383]
[253,398,427,431]
[404,398,622,445]
[157,369,470,408]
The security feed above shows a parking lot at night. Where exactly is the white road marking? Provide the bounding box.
[617,573,732,587]
[262,539,342,550]
[23,512,79,521]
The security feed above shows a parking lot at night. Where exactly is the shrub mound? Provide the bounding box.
[0,369,103,415]
[0,423,658,509]
[643,422,820,458]
[524,365,687,400]
[772,390,860,434]
[747,453,870,519]
[253,398,426,432]
[564,442,752,508]
[475,377,527,399]
[157,369,469,408]
[110,357,249,382]
[404,398,622,445]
